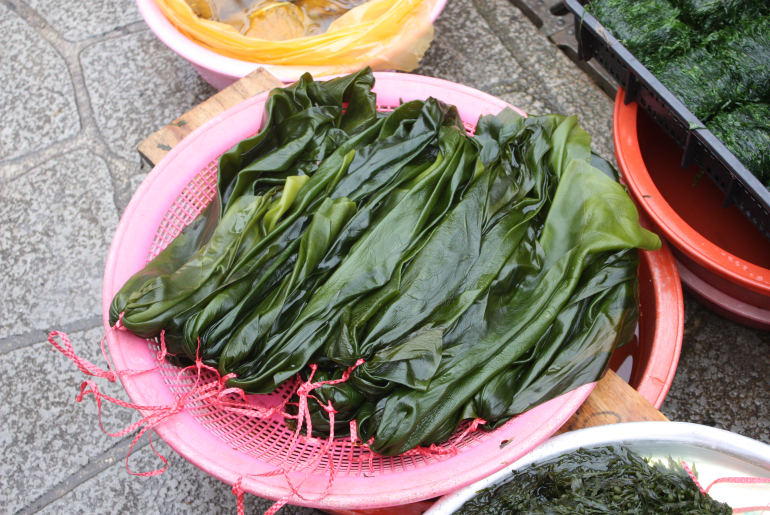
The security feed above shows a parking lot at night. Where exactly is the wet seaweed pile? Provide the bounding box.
[456,446,732,514]
[586,0,770,186]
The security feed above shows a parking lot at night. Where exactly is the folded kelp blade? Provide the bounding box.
[216,196,357,375]
[118,192,275,345]
[223,123,478,393]
[465,248,640,427]
[108,198,219,327]
[184,98,460,363]
[217,67,380,215]
[355,117,659,456]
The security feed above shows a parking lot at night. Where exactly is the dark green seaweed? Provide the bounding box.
[111,71,661,456]
[671,0,769,34]
[456,446,732,514]
[709,103,770,186]
[586,0,694,67]
[653,47,737,121]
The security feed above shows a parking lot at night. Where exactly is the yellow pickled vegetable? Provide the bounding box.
[185,0,369,39]
[245,2,319,40]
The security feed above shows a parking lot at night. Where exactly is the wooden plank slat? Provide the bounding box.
[555,369,669,435]
[137,67,283,166]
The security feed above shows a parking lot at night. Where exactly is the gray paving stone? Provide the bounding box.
[0,149,119,339]
[416,0,527,95]
[661,292,770,444]
[0,327,139,515]
[35,439,323,515]
[81,30,217,166]
[0,3,80,162]
[24,0,142,42]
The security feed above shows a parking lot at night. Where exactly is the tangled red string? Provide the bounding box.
[681,461,770,514]
[48,322,375,514]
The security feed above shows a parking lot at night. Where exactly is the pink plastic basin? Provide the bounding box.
[103,74,682,509]
[136,0,449,89]
[103,74,596,509]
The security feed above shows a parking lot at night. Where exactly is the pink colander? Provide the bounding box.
[101,73,594,510]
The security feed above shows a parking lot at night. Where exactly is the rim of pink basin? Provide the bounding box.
[135,0,449,85]
[102,73,594,509]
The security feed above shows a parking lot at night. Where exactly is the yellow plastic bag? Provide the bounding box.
[154,0,436,76]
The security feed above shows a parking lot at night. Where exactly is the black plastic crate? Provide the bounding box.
[563,0,770,240]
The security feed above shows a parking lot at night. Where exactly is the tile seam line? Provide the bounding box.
[0,0,148,174]
[0,315,103,355]
[472,0,564,114]
[13,436,152,515]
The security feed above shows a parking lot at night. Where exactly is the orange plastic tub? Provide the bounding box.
[614,88,770,330]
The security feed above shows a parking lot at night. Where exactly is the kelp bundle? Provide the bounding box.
[455,446,732,514]
[709,104,770,186]
[585,0,694,68]
[111,70,660,456]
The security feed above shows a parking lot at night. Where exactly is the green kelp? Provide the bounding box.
[357,115,658,455]
[709,104,770,186]
[112,70,660,456]
[186,98,461,364]
[456,446,732,514]
[586,0,694,67]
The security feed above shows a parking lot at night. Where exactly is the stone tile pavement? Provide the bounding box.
[1,0,768,513]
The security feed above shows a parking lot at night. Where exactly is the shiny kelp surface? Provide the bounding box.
[110,69,659,455]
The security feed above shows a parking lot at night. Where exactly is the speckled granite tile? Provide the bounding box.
[0,149,118,339]
[0,3,80,162]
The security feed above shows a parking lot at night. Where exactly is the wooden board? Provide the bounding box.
[137,67,283,167]
[556,369,668,435]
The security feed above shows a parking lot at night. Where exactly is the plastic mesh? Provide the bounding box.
[141,109,498,476]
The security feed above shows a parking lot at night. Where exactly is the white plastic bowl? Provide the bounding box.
[426,422,770,515]
[136,0,449,89]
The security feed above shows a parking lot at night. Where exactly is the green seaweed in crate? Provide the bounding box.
[722,16,770,103]
[670,0,769,34]
[709,104,770,187]
[456,446,732,514]
[653,47,736,121]
[585,0,694,67]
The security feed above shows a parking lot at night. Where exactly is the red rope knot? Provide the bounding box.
[156,330,168,362]
[114,312,128,331]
